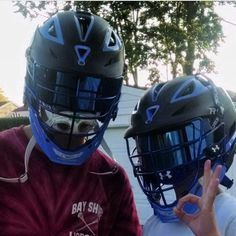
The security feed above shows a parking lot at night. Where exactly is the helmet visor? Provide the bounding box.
[26,62,123,117]
[135,118,224,172]
[127,118,224,206]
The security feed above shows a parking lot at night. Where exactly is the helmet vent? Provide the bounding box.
[171,80,199,103]
[103,29,122,52]
[152,83,165,102]
[74,45,91,65]
[177,82,195,98]
[39,16,64,45]
[48,23,56,37]
[74,15,94,42]
[108,31,116,47]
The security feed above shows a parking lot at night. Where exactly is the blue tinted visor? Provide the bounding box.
[136,118,224,172]
[26,61,123,117]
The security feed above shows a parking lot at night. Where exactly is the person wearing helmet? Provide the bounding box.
[0,11,141,235]
[125,74,236,235]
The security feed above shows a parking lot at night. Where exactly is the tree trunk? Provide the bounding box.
[131,67,139,87]
[183,42,195,75]
[183,1,197,75]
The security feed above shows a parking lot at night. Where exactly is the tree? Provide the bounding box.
[141,1,223,79]
[13,1,224,86]
[13,1,150,87]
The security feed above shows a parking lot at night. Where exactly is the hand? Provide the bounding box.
[174,159,222,236]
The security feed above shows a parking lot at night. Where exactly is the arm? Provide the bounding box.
[174,159,221,236]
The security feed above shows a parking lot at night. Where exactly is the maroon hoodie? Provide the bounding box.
[0,127,141,236]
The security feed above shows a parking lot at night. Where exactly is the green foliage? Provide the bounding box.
[0,117,29,132]
[13,1,225,85]
[141,1,223,78]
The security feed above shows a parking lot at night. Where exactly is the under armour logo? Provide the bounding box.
[211,144,220,153]
[159,171,172,180]
[205,144,220,159]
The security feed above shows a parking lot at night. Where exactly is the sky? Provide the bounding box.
[0,2,236,106]
[207,4,236,90]
[0,1,40,106]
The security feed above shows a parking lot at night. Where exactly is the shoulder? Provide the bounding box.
[0,126,28,174]
[143,215,192,236]
[143,215,160,231]
[89,149,131,191]
[0,126,25,138]
[0,126,27,147]
[91,149,128,178]
[215,192,236,235]
[215,192,236,209]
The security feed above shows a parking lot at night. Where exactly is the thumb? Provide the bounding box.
[173,206,195,225]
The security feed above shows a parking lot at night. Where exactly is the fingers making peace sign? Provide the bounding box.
[174,159,222,236]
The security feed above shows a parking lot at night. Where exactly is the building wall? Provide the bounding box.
[101,127,153,224]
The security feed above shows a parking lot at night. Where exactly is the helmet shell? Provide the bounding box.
[24,10,125,165]
[125,75,236,139]
[124,75,236,221]
[28,10,124,78]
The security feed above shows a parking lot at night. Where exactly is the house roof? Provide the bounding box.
[0,101,8,107]
[12,105,28,112]
[110,85,146,128]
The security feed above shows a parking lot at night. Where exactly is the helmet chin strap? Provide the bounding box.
[89,137,119,175]
[100,138,115,160]
[0,135,36,184]
[151,180,203,223]
[89,120,118,176]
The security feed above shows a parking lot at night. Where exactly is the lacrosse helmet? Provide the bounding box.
[125,74,236,222]
[24,10,124,165]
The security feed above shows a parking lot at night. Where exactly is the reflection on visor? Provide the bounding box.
[36,71,101,112]
[136,119,218,171]
[52,74,100,112]
[127,118,225,209]
[27,62,122,116]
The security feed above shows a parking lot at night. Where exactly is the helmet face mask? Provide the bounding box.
[125,74,236,222]
[24,11,124,165]
[26,58,123,117]
[127,117,225,207]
